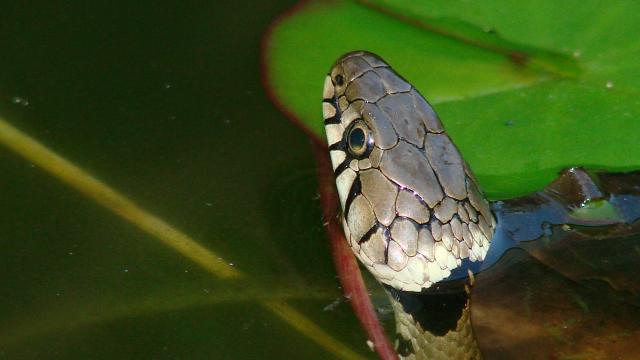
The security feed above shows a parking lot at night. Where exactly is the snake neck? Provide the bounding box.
[387,285,482,360]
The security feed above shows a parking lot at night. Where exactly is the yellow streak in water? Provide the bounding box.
[0,118,239,278]
[0,118,364,360]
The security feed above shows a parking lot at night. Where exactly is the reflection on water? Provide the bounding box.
[473,169,640,359]
[474,232,640,359]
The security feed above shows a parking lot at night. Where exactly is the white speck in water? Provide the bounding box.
[573,50,582,58]
[11,96,30,106]
[204,202,213,207]
[366,339,375,351]
[323,297,342,311]
[68,251,74,256]
[184,269,189,273]
[467,269,476,285]
[56,292,61,297]
[163,82,172,89]
[123,268,129,273]
[202,288,210,294]
[223,118,231,124]
[229,262,235,266]
[606,81,614,89]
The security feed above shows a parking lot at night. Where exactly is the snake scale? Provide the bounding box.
[322,51,496,359]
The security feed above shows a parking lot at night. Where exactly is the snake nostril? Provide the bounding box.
[335,74,344,86]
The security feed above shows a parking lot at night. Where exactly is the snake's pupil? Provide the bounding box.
[349,127,366,153]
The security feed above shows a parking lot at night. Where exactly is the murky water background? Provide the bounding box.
[0,1,381,359]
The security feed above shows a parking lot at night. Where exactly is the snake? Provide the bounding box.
[322,51,500,359]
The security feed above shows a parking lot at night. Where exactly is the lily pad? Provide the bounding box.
[263,0,640,198]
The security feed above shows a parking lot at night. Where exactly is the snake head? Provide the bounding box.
[322,51,495,292]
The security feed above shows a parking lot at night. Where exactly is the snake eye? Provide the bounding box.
[334,74,344,86]
[346,121,372,157]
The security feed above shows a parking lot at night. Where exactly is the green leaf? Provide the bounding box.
[264,0,640,198]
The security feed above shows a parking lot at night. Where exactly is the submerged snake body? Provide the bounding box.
[322,51,496,359]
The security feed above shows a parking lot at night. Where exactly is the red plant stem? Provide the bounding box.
[312,141,399,360]
[261,2,398,357]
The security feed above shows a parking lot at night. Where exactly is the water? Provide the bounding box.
[0,2,377,359]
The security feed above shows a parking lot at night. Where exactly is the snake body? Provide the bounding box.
[322,51,497,359]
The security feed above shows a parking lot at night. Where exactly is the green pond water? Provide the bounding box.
[1,2,638,360]
[0,1,379,359]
